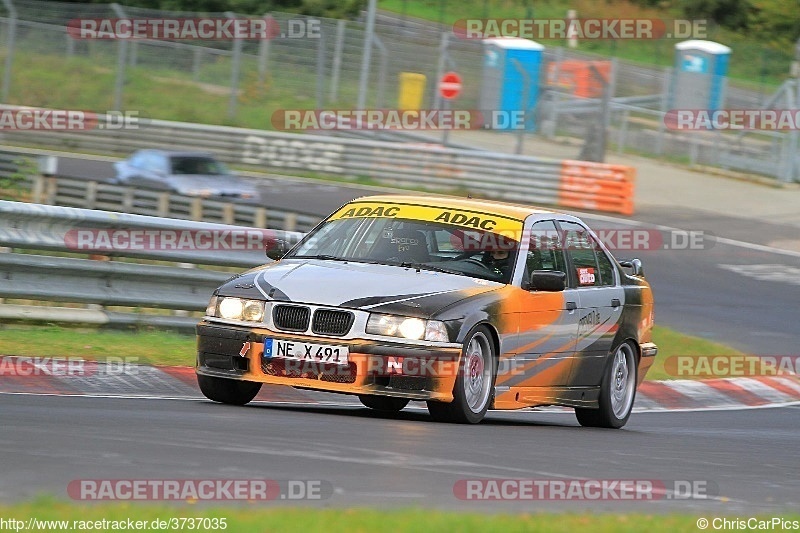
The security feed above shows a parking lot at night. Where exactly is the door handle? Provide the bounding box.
[611,299,621,308]
[566,301,577,311]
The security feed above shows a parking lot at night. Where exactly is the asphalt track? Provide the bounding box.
[0,393,797,512]
[4,153,797,514]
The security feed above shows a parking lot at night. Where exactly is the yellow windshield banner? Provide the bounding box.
[329,201,524,235]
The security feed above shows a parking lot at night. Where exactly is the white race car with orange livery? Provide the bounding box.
[197,195,657,427]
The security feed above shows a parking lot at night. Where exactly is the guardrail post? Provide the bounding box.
[85,181,98,209]
[44,177,57,205]
[31,175,44,204]
[283,213,297,232]
[190,197,203,221]
[122,188,134,211]
[254,207,267,228]
[222,203,235,224]
[157,192,170,217]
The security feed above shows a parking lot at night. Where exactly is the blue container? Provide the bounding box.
[480,37,544,131]
[671,40,731,111]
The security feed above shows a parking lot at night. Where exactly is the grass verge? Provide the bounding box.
[1,498,797,532]
[0,323,750,380]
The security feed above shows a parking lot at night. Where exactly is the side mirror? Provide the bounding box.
[266,239,290,261]
[527,270,566,292]
[619,258,644,277]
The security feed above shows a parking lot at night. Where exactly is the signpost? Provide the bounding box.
[438,72,461,145]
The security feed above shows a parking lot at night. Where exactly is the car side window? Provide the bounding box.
[140,153,156,172]
[559,221,600,287]
[526,220,567,278]
[129,152,145,169]
[595,247,616,286]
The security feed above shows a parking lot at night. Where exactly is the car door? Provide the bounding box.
[497,219,579,391]
[558,220,625,387]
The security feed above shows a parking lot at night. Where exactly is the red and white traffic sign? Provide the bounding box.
[438,71,462,100]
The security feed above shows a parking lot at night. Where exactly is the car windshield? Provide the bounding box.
[170,156,228,176]
[287,217,520,284]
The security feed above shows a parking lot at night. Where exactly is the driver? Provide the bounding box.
[486,249,513,280]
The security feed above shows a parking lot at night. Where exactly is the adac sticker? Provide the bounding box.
[329,202,524,234]
[577,267,596,286]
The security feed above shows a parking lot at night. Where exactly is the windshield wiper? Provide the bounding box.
[291,254,349,261]
[292,255,384,265]
[398,262,462,275]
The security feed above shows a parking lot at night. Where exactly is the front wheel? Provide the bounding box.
[575,342,637,429]
[427,326,496,424]
[358,395,409,412]
[197,374,262,406]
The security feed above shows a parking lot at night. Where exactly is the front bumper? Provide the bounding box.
[195,321,463,401]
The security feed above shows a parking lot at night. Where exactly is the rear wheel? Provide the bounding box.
[358,395,409,412]
[575,342,637,429]
[197,374,261,406]
[427,326,496,424]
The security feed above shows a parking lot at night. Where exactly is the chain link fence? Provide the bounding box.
[0,0,797,181]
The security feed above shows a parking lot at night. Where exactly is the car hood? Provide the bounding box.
[165,175,257,195]
[216,259,501,318]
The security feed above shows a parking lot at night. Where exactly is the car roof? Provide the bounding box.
[134,149,216,158]
[351,194,558,221]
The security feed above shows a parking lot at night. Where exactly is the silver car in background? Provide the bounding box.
[113,149,260,200]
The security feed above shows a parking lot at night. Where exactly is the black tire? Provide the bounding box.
[358,395,410,412]
[575,342,638,429]
[197,374,262,406]
[427,325,496,424]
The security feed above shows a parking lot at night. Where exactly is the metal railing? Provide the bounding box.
[0,200,304,331]
[29,174,321,233]
[0,109,637,215]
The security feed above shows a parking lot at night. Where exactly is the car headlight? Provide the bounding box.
[366,313,449,342]
[216,297,265,322]
[242,299,265,322]
[205,295,219,317]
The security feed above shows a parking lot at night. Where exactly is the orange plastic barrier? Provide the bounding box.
[558,160,635,216]
[547,60,611,98]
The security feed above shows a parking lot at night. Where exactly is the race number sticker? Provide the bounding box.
[578,267,596,286]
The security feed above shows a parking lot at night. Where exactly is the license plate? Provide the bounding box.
[263,338,349,365]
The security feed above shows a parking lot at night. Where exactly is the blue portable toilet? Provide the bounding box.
[480,37,544,131]
[671,40,731,111]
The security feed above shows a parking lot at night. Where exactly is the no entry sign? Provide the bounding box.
[439,71,462,100]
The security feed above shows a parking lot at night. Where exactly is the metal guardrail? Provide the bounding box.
[28,174,322,233]
[0,106,637,215]
[0,201,305,331]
